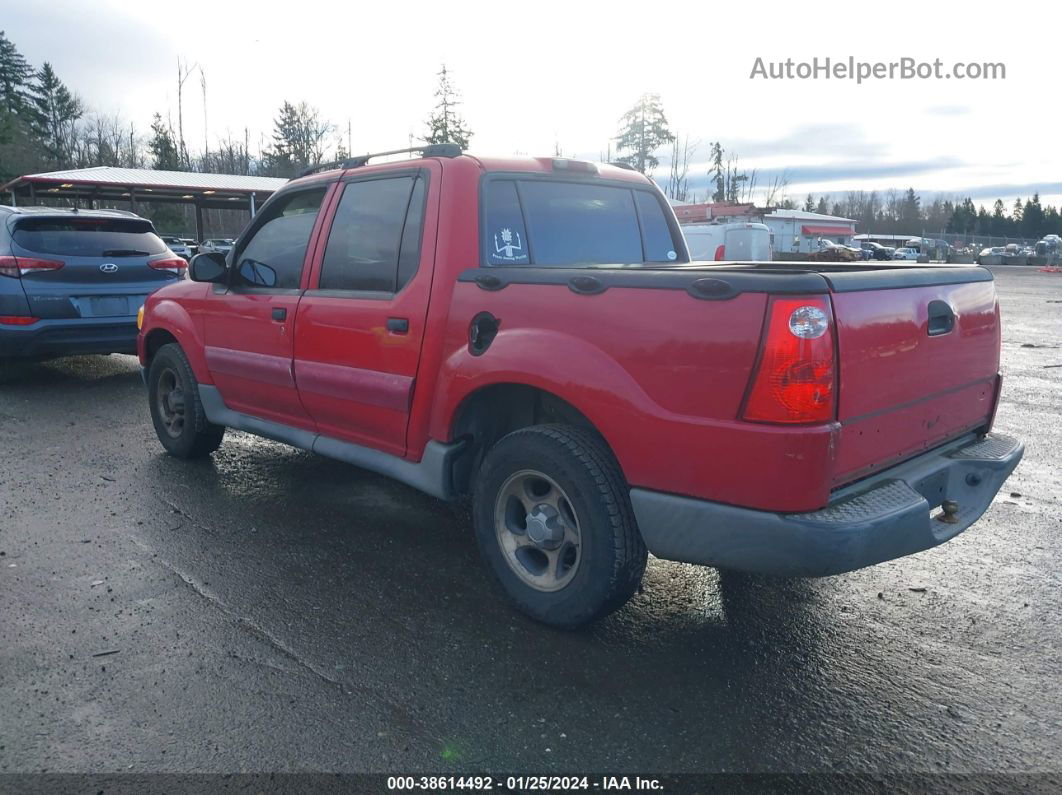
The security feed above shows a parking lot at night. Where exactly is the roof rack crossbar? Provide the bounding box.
[295,143,462,179]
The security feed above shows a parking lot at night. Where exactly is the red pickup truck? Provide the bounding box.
[137,145,1023,627]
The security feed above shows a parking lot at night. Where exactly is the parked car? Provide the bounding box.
[811,238,860,262]
[180,238,199,256]
[1033,234,1062,266]
[160,235,193,260]
[859,241,893,261]
[977,247,1005,266]
[1002,243,1028,266]
[893,247,920,261]
[0,206,186,361]
[682,221,772,262]
[137,148,1023,627]
[198,238,234,256]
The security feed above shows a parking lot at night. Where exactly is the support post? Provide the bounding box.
[195,200,205,243]
[249,192,257,218]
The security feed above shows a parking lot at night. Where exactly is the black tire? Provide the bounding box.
[147,343,225,458]
[472,424,647,628]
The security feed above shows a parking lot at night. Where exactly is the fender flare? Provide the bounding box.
[428,327,665,460]
[142,299,212,384]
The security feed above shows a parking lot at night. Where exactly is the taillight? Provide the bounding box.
[149,257,187,276]
[0,255,65,278]
[714,244,726,261]
[742,296,836,424]
[0,315,39,325]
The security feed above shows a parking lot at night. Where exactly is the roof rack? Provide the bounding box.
[295,143,462,179]
[608,161,637,171]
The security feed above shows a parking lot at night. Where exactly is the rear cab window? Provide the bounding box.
[12,217,168,257]
[483,177,685,267]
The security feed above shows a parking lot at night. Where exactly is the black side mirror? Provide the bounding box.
[189,252,227,283]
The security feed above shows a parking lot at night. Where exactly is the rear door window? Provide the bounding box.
[318,176,420,293]
[13,218,168,257]
[483,179,682,267]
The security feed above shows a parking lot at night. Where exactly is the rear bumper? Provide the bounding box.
[0,316,139,359]
[631,432,1023,577]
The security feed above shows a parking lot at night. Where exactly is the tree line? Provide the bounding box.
[613,92,1062,241]
[0,31,472,183]
[2,28,1059,242]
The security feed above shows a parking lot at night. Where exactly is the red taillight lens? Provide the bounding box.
[0,315,39,325]
[714,244,726,261]
[0,255,65,278]
[149,257,188,275]
[742,296,836,424]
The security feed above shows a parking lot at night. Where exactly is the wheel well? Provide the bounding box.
[449,384,611,496]
[143,329,179,365]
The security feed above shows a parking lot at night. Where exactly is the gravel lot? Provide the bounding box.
[0,266,1059,782]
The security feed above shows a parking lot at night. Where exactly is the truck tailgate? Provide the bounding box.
[826,268,999,486]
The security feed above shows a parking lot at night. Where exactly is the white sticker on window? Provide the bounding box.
[666,250,677,261]
[493,228,526,261]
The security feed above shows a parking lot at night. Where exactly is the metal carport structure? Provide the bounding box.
[0,167,288,241]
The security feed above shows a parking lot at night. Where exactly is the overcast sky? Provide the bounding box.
[4,0,1058,208]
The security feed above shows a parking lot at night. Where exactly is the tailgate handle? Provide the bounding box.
[927,300,954,336]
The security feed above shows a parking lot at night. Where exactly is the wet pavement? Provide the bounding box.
[0,266,1059,777]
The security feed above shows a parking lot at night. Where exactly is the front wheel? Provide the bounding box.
[472,424,647,628]
[147,343,225,458]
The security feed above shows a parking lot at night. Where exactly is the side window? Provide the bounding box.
[635,190,679,262]
[396,176,427,291]
[319,177,419,293]
[484,180,529,265]
[235,188,326,289]
[519,181,642,266]
[482,179,685,267]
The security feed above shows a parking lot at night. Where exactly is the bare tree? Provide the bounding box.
[176,57,200,168]
[665,135,697,202]
[762,171,790,208]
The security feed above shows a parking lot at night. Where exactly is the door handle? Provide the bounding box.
[272,307,287,322]
[927,300,954,336]
[387,317,409,334]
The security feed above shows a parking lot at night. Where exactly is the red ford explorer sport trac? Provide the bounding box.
[137,145,1023,627]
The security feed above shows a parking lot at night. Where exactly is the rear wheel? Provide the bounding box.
[473,424,647,628]
[148,343,224,458]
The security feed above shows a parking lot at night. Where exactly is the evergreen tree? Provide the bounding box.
[1022,193,1043,239]
[0,29,35,165]
[30,62,82,168]
[615,93,674,175]
[815,196,829,215]
[0,31,34,119]
[709,142,725,201]
[148,112,180,170]
[424,65,472,150]
[803,193,815,212]
[264,101,333,176]
[899,188,921,230]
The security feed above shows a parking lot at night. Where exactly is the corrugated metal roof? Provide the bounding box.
[2,166,287,193]
[766,209,856,224]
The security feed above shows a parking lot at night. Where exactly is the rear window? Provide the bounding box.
[483,179,683,267]
[13,218,167,257]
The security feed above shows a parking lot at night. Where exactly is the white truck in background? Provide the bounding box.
[682,221,773,262]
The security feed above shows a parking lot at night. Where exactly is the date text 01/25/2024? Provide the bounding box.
[386,775,664,791]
